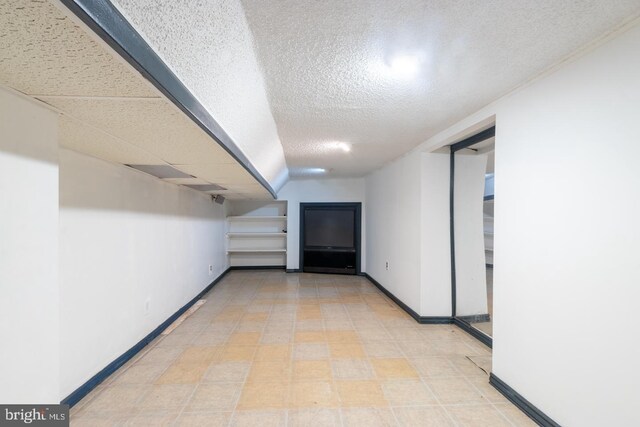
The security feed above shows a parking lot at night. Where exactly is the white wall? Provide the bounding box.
[419,153,452,317]
[411,20,640,427]
[491,23,640,426]
[0,88,60,403]
[59,149,228,398]
[366,154,422,313]
[366,152,452,317]
[453,153,488,316]
[277,178,366,271]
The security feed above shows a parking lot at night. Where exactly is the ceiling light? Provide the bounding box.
[305,167,327,174]
[387,54,420,78]
[329,141,351,153]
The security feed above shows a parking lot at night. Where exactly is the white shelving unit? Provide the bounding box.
[226,201,288,267]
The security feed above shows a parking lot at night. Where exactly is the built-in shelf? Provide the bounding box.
[227,216,286,221]
[227,249,287,253]
[227,232,286,237]
[226,201,288,267]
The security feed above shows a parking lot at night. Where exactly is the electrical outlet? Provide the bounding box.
[385,261,389,271]
[209,264,213,275]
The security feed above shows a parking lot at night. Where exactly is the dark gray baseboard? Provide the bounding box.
[452,318,492,348]
[458,313,491,323]
[362,273,454,325]
[490,374,561,427]
[62,267,232,407]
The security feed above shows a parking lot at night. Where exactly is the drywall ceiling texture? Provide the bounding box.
[0,0,271,200]
[241,0,640,177]
[110,0,289,191]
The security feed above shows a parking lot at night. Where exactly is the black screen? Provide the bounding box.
[304,209,355,248]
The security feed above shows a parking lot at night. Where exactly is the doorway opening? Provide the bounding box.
[450,126,495,345]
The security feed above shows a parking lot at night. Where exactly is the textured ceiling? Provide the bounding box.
[241,0,640,176]
[0,0,271,199]
[3,0,639,191]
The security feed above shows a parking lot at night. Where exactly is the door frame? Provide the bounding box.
[299,202,362,275]
[449,126,495,347]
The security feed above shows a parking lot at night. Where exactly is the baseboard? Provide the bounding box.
[229,265,285,270]
[490,374,560,427]
[286,268,302,273]
[362,273,454,325]
[452,318,493,348]
[61,267,232,407]
[458,313,491,323]
[419,316,455,324]
[362,273,497,349]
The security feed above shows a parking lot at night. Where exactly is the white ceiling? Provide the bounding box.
[240,0,640,176]
[0,0,271,200]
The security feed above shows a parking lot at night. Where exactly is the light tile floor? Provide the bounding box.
[70,271,535,426]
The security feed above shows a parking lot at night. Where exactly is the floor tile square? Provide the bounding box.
[137,384,195,409]
[175,412,231,426]
[155,361,209,384]
[325,330,360,343]
[293,343,330,360]
[335,380,387,407]
[254,344,291,361]
[202,361,250,382]
[341,408,397,426]
[289,381,339,408]
[295,331,327,343]
[293,360,333,380]
[331,359,375,380]
[237,382,289,409]
[287,408,341,426]
[381,380,437,406]
[393,406,454,426]
[227,332,261,346]
[185,382,242,411]
[231,410,287,426]
[446,404,512,426]
[328,342,366,359]
[246,360,292,383]
[371,358,419,379]
[219,345,257,361]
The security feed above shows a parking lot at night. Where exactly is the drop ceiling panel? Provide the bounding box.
[126,164,194,179]
[183,184,227,192]
[0,0,157,98]
[59,116,164,165]
[163,177,211,185]
[39,97,238,165]
[173,164,258,186]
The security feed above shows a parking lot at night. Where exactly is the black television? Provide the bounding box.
[304,209,355,248]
